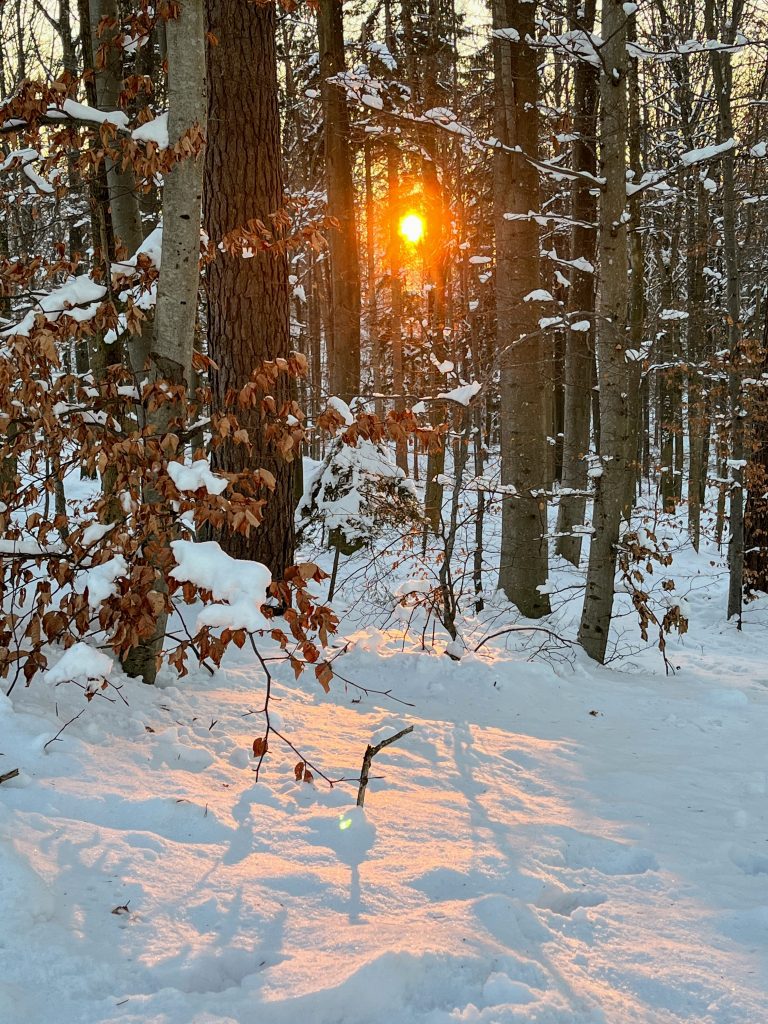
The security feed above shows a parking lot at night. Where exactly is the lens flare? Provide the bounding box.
[399,212,425,245]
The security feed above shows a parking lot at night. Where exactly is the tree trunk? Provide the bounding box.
[364,141,384,419]
[556,0,598,566]
[388,143,408,473]
[706,0,745,623]
[317,0,361,404]
[493,0,551,617]
[88,0,143,256]
[624,12,643,511]
[204,0,294,578]
[687,181,708,549]
[122,0,206,684]
[578,0,631,662]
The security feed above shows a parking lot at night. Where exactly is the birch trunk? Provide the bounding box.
[122,0,206,683]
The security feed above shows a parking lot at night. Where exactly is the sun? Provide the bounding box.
[399,212,425,245]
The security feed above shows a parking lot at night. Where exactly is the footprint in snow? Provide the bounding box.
[728,845,768,876]
[560,833,659,876]
[535,884,608,917]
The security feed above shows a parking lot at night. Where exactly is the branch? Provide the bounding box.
[356,725,413,807]
[44,707,87,751]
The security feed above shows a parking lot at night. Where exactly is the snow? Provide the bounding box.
[1,274,107,338]
[112,224,163,276]
[299,438,417,547]
[680,138,735,166]
[3,552,768,1023]
[524,289,554,302]
[76,555,128,609]
[58,98,129,129]
[168,459,228,496]
[0,148,55,194]
[571,319,591,331]
[493,27,520,42]
[367,41,397,71]
[81,522,115,547]
[132,112,169,149]
[327,396,354,426]
[43,641,114,685]
[170,540,272,633]
[438,381,482,406]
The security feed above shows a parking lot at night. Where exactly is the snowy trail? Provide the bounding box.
[2,611,768,1024]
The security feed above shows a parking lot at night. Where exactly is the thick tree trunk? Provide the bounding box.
[578,0,631,662]
[318,0,361,404]
[493,0,550,617]
[204,0,294,578]
[555,0,598,566]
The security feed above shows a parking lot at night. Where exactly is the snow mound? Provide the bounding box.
[170,540,271,633]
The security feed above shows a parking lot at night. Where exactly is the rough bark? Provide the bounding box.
[204,0,294,578]
[493,0,551,617]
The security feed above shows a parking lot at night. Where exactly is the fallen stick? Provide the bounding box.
[0,768,20,785]
[356,725,413,808]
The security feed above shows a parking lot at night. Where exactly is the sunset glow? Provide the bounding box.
[399,212,425,245]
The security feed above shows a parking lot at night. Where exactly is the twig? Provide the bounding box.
[330,670,416,707]
[44,707,86,751]
[356,725,414,808]
[0,768,20,784]
[474,626,576,651]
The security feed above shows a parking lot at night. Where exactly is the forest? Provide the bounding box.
[1,1,767,1022]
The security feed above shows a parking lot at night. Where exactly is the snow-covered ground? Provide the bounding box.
[2,492,768,1024]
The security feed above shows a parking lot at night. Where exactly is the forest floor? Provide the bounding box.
[2,487,768,1024]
